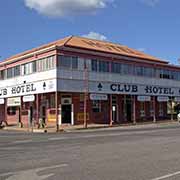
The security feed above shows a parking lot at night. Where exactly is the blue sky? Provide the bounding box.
[0,0,180,64]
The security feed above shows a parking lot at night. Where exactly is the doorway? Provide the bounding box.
[61,105,71,124]
[126,100,132,122]
[124,95,132,122]
[30,106,33,124]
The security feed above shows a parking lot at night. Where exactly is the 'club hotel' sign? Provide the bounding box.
[0,79,56,98]
[96,83,180,96]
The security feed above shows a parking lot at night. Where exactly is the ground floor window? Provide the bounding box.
[7,107,16,115]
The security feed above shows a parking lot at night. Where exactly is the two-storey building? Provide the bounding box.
[0,36,179,129]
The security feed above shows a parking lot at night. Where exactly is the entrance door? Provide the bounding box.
[30,106,33,124]
[126,100,132,122]
[123,95,132,122]
[62,105,71,124]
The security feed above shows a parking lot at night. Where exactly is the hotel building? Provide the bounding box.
[0,36,179,129]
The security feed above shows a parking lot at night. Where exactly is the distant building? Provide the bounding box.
[0,36,179,128]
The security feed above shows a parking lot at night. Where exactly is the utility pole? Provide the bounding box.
[84,61,89,129]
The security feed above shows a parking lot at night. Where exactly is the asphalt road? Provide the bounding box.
[1,125,180,180]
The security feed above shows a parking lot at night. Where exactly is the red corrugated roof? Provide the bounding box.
[1,36,168,65]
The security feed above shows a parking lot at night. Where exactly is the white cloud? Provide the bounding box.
[82,32,107,41]
[137,48,146,52]
[140,0,160,7]
[24,0,113,17]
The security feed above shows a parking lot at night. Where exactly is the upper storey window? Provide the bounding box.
[99,61,109,72]
[92,60,98,72]
[144,67,154,78]
[1,55,56,80]
[37,56,55,72]
[7,68,13,79]
[6,65,20,79]
[22,62,36,75]
[91,59,109,73]
[122,64,133,75]
[58,55,78,69]
[112,62,121,73]
[0,70,5,80]
[135,66,144,76]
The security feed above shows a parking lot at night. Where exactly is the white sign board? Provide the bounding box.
[23,95,35,102]
[0,99,4,105]
[137,96,151,102]
[58,79,180,97]
[157,96,169,102]
[7,97,21,106]
[0,79,56,98]
[90,94,108,101]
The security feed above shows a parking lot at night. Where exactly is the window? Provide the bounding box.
[144,67,154,78]
[99,61,109,72]
[7,68,13,79]
[111,62,121,74]
[135,66,144,76]
[72,57,78,69]
[156,69,171,79]
[0,70,5,80]
[14,65,20,77]
[91,60,109,73]
[36,56,55,72]
[59,56,71,68]
[92,59,98,72]
[58,55,78,69]
[7,107,16,115]
[171,71,178,80]
[46,56,55,70]
[32,61,36,73]
[37,59,44,72]
[22,63,33,75]
[92,100,101,113]
[122,64,133,75]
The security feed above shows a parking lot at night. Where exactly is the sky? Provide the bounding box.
[0,0,180,64]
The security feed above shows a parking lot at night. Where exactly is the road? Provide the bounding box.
[1,125,180,180]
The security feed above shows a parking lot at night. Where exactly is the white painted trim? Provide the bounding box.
[151,170,180,180]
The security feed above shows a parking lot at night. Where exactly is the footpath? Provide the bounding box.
[1,120,180,133]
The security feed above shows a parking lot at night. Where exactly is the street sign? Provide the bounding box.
[137,96,151,102]
[23,95,35,102]
[7,97,21,106]
[90,94,108,101]
[157,96,169,102]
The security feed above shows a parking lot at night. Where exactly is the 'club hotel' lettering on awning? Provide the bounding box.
[110,84,176,95]
[0,83,36,97]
